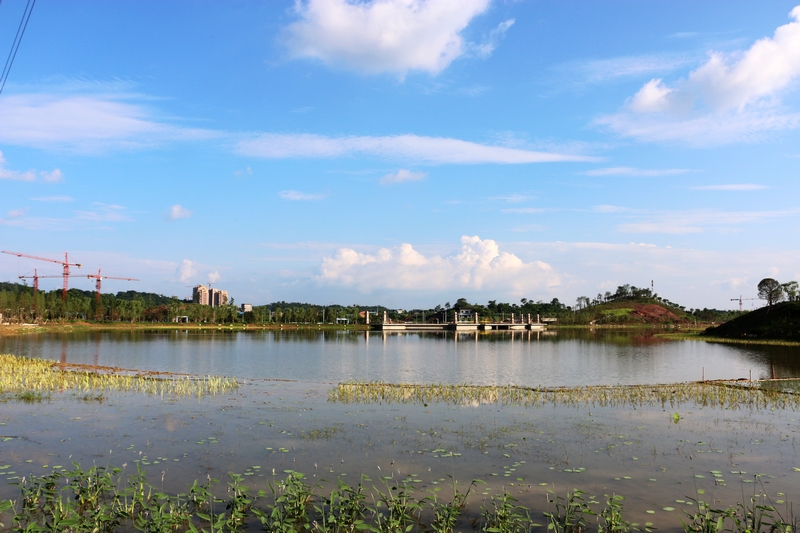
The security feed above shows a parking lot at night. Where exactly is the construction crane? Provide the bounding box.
[2,250,81,301]
[86,268,138,308]
[731,296,758,312]
[17,269,63,316]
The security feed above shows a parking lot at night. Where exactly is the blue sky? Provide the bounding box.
[1,0,799,310]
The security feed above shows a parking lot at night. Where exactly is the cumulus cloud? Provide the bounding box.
[0,151,62,182]
[169,204,192,219]
[208,271,221,283]
[597,6,800,144]
[0,93,217,152]
[586,167,693,177]
[237,133,594,164]
[282,0,492,77]
[279,190,328,201]
[317,235,561,295]
[177,259,196,282]
[380,169,427,184]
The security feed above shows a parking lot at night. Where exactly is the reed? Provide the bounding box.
[328,381,800,410]
[0,354,238,398]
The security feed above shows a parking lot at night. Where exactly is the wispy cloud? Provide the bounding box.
[586,166,693,177]
[74,203,131,222]
[554,52,696,88]
[279,190,328,201]
[169,204,192,219]
[616,209,796,234]
[502,207,548,214]
[597,6,800,144]
[380,169,427,184]
[233,166,252,177]
[6,208,27,218]
[473,19,515,58]
[237,133,595,164]
[0,92,218,152]
[281,0,492,77]
[690,184,767,191]
[31,195,74,202]
[489,193,536,203]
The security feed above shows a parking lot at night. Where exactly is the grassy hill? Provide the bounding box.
[702,301,800,341]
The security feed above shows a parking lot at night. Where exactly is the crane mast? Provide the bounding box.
[2,250,81,301]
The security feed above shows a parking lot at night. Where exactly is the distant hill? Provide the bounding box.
[702,301,800,341]
[578,300,688,325]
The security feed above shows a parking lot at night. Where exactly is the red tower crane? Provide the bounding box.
[17,269,62,316]
[2,250,81,301]
[86,269,138,306]
[731,296,758,312]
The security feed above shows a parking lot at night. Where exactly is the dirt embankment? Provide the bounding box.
[628,303,684,323]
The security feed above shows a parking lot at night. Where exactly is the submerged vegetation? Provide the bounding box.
[0,354,238,398]
[329,381,800,410]
[0,466,796,533]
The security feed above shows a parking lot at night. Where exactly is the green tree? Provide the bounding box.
[757,278,784,307]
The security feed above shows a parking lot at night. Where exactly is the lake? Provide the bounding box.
[1,328,799,385]
[1,328,799,532]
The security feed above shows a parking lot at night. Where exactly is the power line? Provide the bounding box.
[0,0,36,96]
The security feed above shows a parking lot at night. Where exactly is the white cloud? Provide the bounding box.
[279,190,328,201]
[586,166,693,177]
[690,184,767,191]
[74,203,131,222]
[177,259,196,282]
[31,195,73,202]
[234,166,253,177]
[6,209,27,218]
[473,18,515,58]
[502,207,547,214]
[616,209,796,234]
[169,204,192,220]
[0,93,217,152]
[208,271,221,283]
[598,6,800,144]
[489,193,536,203]
[40,169,63,182]
[237,133,594,164]
[282,0,492,77]
[554,53,696,88]
[380,168,427,184]
[317,235,561,295]
[0,151,61,182]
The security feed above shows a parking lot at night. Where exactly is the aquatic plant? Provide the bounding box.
[0,353,238,398]
[328,381,800,410]
[1,469,797,533]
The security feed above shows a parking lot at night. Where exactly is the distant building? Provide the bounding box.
[193,285,229,307]
[209,288,229,307]
[193,285,209,305]
[241,303,253,313]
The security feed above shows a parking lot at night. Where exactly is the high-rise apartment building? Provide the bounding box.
[193,285,229,307]
[192,285,209,305]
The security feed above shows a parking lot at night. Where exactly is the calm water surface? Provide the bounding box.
[2,328,799,385]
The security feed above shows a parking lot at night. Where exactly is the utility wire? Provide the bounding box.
[0,0,36,96]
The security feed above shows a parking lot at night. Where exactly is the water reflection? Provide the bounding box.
[1,329,799,386]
